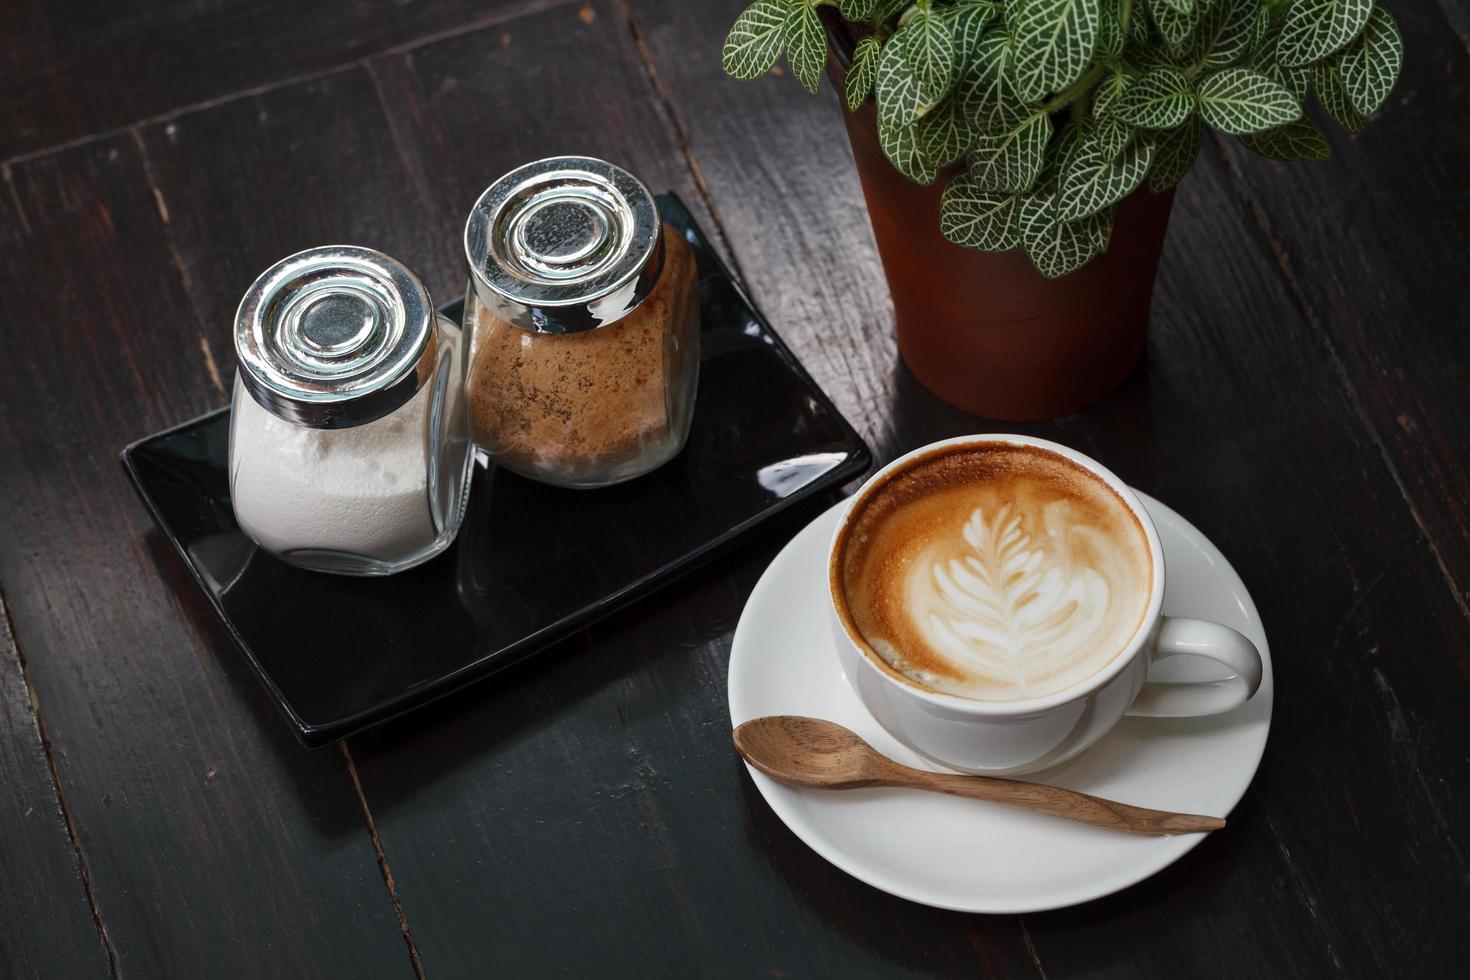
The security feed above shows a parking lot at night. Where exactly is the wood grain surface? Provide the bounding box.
[0,0,1465,976]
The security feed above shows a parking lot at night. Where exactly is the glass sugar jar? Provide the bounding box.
[229,246,473,575]
[462,156,700,488]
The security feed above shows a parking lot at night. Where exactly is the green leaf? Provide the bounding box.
[1010,0,1102,101]
[1118,67,1194,129]
[958,31,1029,133]
[878,115,940,184]
[1088,203,1116,250]
[1189,0,1258,70]
[940,175,1024,250]
[845,35,882,110]
[1146,0,1197,50]
[1196,67,1302,135]
[1020,191,1105,277]
[950,1,1000,62]
[1158,0,1192,13]
[967,113,1052,191]
[1097,0,1124,60]
[1277,0,1373,67]
[1256,32,1311,100]
[1091,69,1128,118]
[1130,2,1154,45]
[1147,114,1201,191]
[876,0,911,22]
[1240,117,1333,161]
[838,0,879,20]
[877,30,929,128]
[785,0,826,93]
[1338,5,1403,115]
[903,6,959,103]
[1090,113,1134,157]
[1057,131,1154,220]
[722,0,789,80]
[916,95,975,167]
[1312,60,1367,132]
[876,7,958,128]
[1248,6,1272,58]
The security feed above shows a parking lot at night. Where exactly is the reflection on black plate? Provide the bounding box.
[122,194,871,747]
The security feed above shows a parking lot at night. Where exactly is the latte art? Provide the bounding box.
[835,445,1153,702]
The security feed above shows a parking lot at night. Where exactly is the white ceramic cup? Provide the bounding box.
[827,434,1263,775]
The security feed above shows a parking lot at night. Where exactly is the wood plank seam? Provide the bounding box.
[1209,133,1470,630]
[612,0,750,290]
[1263,810,1345,974]
[131,114,426,970]
[0,586,121,979]
[1018,919,1049,979]
[363,61,461,288]
[129,128,229,400]
[341,743,429,980]
[0,0,582,173]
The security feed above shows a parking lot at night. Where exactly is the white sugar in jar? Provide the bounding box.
[228,246,472,576]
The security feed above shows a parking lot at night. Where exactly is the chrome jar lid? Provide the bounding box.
[464,156,664,334]
[234,246,438,429]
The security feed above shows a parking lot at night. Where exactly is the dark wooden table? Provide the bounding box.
[2,1,1466,976]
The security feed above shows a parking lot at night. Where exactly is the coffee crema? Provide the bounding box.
[834,444,1153,702]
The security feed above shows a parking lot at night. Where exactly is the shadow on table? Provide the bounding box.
[735,757,1264,973]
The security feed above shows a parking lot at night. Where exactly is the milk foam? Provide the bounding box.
[837,446,1152,702]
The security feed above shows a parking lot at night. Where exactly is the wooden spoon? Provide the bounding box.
[733,715,1225,836]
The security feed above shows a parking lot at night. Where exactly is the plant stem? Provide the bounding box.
[1119,0,1132,37]
[1043,63,1107,115]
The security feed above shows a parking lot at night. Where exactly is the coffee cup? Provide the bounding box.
[827,434,1263,775]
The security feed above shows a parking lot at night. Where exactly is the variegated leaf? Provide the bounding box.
[1257,32,1312,100]
[1277,0,1374,68]
[785,0,826,93]
[966,113,1052,191]
[879,115,941,184]
[917,95,975,168]
[1097,0,1124,60]
[1090,70,1128,120]
[1339,5,1403,116]
[845,35,882,110]
[903,6,959,103]
[950,0,1000,62]
[1158,0,1192,13]
[722,0,789,80]
[1196,67,1301,135]
[1312,60,1367,133]
[1010,0,1102,102]
[1020,191,1104,278]
[1118,67,1194,129]
[1057,132,1154,221]
[1147,0,1197,50]
[1147,113,1201,191]
[1189,0,1258,70]
[940,174,1024,251]
[838,0,878,20]
[877,26,930,128]
[958,31,1030,134]
[1088,203,1115,250]
[1240,117,1333,161]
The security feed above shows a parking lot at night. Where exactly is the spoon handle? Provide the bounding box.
[888,769,1225,835]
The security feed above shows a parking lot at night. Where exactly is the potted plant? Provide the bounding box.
[722,0,1403,419]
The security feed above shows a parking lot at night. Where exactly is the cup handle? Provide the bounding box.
[1125,618,1264,718]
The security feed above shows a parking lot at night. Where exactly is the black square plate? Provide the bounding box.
[122,194,871,747]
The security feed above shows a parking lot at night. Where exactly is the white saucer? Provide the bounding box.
[727,492,1273,913]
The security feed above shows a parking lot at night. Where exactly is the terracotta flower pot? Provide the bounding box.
[826,38,1175,420]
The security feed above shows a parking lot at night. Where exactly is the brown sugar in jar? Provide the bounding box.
[465,224,698,485]
[463,156,700,488]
